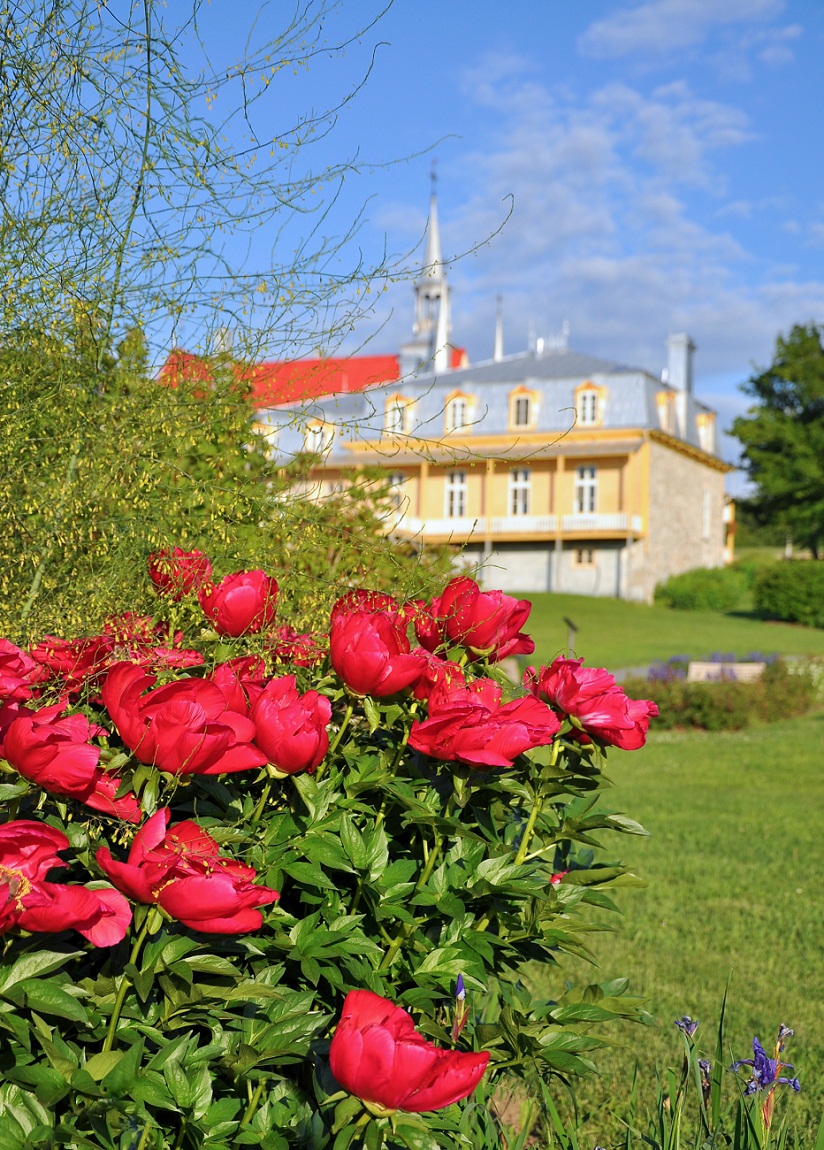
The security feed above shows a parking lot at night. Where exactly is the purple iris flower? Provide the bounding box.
[674,1015,699,1038]
[730,1037,800,1096]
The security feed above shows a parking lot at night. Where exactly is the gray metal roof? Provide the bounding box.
[259,345,720,466]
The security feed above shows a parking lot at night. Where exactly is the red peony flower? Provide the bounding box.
[268,625,328,668]
[0,639,48,702]
[96,809,279,933]
[147,547,213,599]
[411,652,466,701]
[0,820,131,946]
[408,678,560,769]
[251,675,332,775]
[102,662,268,776]
[329,989,489,1113]
[331,589,413,624]
[330,610,427,698]
[103,612,205,672]
[198,569,278,636]
[419,577,535,662]
[3,704,141,822]
[0,700,26,758]
[29,634,115,696]
[525,659,659,750]
[208,656,268,716]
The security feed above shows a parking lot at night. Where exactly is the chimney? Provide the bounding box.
[666,333,695,440]
[666,333,695,395]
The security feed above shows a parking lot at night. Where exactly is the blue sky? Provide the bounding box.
[191,1,824,481]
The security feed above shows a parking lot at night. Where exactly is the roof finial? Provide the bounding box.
[493,295,504,362]
[431,158,438,195]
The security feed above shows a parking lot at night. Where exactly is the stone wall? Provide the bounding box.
[643,439,728,601]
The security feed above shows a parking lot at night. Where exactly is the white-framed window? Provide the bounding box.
[445,471,467,518]
[385,396,412,435]
[697,413,715,454]
[304,422,333,455]
[389,472,408,510]
[574,465,597,513]
[573,547,595,566]
[657,392,674,434]
[509,468,531,515]
[702,488,711,541]
[445,396,470,433]
[577,389,599,426]
[513,396,531,427]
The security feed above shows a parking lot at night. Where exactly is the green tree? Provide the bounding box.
[732,323,824,558]
[0,1,453,642]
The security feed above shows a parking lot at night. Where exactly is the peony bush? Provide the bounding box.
[0,552,657,1149]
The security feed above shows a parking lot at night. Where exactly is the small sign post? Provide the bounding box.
[562,616,578,656]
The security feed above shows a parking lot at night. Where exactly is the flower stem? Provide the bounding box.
[134,1119,153,1150]
[102,910,155,1053]
[250,779,273,824]
[240,1077,267,1126]
[513,793,544,867]
[316,700,354,781]
[476,779,548,934]
[378,792,454,970]
[349,712,415,916]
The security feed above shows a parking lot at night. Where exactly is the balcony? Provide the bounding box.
[392,513,643,538]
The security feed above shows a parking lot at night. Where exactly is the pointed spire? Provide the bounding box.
[400,168,454,376]
[493,296,504,361]
[419,161,444,286]
[433,279,450,372]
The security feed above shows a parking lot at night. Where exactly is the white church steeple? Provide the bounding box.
[400,168,452,375]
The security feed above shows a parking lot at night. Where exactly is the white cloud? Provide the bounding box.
[355,49,824,452]
[579,0,786,59]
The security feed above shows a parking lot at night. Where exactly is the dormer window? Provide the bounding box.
[385,394,412,435]
[697,412,715,454]
[509,387,539,431]
[445,391,474,434]
[657,391,674,435]
[575,383,604,427]
[304,421,333,456]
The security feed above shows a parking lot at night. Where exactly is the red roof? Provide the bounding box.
[160,347,469,408]
[248,355,401,405]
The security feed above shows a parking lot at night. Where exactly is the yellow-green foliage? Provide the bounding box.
[0,330,450,644]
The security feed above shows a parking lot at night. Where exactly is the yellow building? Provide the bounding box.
[256,194,734,600]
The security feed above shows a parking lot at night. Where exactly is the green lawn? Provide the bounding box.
[539,711,824,1145]
[517,591,824,670]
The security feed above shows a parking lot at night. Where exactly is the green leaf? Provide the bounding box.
[1,1064,70,1107]
[283,860,337,889]
[164,1059,192,1108]
[2,979,88,1023]
[340,815,368,869]
[101,1038,144,1094]
[0,783,28,801]
[605,813,649,836]
[84,1051,126,1082]
[362,696,381,733]
[0,950,83,991]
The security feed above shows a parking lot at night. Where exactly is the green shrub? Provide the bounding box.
[754,560,824,628]
[623,660,816,731]
[654,566,748,612]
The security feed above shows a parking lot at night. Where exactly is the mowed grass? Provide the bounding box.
[516,591,824,669]
[538,712,824,1144]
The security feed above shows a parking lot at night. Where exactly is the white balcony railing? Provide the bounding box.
[393,513,644,538]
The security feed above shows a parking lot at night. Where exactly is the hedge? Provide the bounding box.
[654,566,748,612]
[754,561,824,628]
